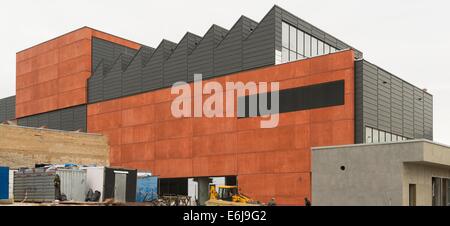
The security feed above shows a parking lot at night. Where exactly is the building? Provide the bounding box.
[0,5,433,205]
[312,140,450,206]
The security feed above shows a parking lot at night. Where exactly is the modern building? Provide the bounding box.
[312,140,450,206]
[0,5,433,205]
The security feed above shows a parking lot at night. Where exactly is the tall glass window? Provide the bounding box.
[280,21,337,64]
[324,43,330,54]
[318,40,324,55]
[290,51,297,61]
[297,31,304,55]
[304,34,311,57]
[365,126,409,144]
[290,26,297,52]
[373,129,379,143]
[365,127,373,143]
[282,22,289,48]
[386,133,392,142]
[311,37,318,57]
[281,47,289,64]
[379,131,386,143]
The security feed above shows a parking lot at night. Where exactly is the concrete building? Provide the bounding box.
[0,124,109,168]
[0,5,433,205]
[312,140,450,206]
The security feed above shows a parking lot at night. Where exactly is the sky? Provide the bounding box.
[0,0,449,143]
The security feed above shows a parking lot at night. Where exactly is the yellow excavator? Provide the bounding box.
[205,184,262,206]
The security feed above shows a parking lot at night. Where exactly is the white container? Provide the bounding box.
[56,169,87,202]
[8,170,15,201]
[83,166,105,201]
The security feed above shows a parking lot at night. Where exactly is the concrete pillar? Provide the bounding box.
[197,177,212,205]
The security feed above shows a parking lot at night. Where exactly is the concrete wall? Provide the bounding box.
[0,124,109,168]
[312,140,450,206]
[403,163,450,205]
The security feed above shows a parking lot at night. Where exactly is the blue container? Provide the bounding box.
[136,176,158,202]
[0,166,9,200]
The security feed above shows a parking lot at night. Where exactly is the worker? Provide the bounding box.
[268,198,276,206]
[304,197,311,206]
[54,175,61,201]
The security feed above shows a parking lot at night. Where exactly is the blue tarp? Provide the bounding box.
[136,176,158,202]
[0,166,9,200]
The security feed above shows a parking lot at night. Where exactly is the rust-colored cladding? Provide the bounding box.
[87,50,356,205]
[15,27,140,118]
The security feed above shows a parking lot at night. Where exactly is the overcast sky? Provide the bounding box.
[1,0,449,143]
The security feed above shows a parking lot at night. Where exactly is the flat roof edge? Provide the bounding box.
[312,139,450,151]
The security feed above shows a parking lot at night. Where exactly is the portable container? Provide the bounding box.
[83,166,106,201]
[0,166,9,200]
[14,169,56,202]
[56,168,87,202]
[136,173,158,202]
[82,166,137,202]
[9,169,16,201]
[104,167,137,202]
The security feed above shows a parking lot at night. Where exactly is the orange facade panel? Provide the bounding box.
[87,50,356,205]
[15,27,141,118]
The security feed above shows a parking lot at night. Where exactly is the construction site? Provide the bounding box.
[1,5,449,206]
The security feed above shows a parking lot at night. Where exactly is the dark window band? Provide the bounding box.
[238,80,345,118]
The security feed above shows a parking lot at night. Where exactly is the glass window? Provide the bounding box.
[282,22,289,48]
[330,47,336,53]
[304,34,311,57]
[318,40,324,55]
[281,47,289,63]
[311,37,318,57]
[365,127,373,143]
[297,30,304,55]
[290,51,297,61]
[324,43,330,54]
[386,133,391,142]
[297,54,305,60]
[373,129,379,143]
[379,131,386,143]
[289,26,297,51]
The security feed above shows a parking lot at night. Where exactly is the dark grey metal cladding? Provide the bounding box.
[390,76,403,135]
[413,87,424,138]
[377,69,391,132]
[188,25,229,81]
[361,61,378,129]
[122,48,150,97]
[164,33,202,86]
[92,38,138,71]
[243,7,276,70]
[17,105,87,132]
[103,57,123,100]
[402,82,414,138]
[355,59,433,143]
[142,40,177,91]
[88,62,105,103]
[88,5,364,105]
[92,38,115,71]
[214,16,257,76]
[354,61,364,144]
[273,5,363,58]
[423,93,433,139]
[0,96,16,122]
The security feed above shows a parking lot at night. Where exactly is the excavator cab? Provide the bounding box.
[218,186,238,201]
[209,184,253,203]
